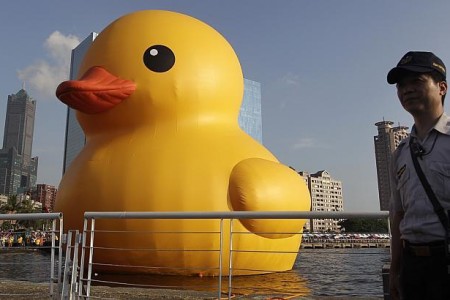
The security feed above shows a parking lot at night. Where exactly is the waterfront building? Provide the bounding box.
[63,33,263,172]
[374,121,409,211]
[299,170,344,232]
[32,184,57,212]
[0,89,38,195]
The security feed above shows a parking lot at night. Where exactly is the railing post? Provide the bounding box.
[78,218,89,297]
[61,231,73,300]
[228,219,234,299]
[58,216,64,294]
[218,218,224,300]
[50,218,56,298]
[70,231,82,300]
[85,218,96,298]
[76,218,96,298]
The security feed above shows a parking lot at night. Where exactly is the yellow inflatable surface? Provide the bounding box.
[55,10,311,276]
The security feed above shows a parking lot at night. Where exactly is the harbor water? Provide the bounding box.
[0,247,390,298]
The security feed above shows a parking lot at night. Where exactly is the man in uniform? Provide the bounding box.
[387,51,450,300]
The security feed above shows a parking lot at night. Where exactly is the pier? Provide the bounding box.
[300,232,390,249]
[301,239,390,249]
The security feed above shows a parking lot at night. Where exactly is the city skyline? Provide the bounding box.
[1,1,449,211]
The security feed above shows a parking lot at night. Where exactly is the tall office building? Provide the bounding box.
[63,33,263,173]
[374,121,409,211]
[299,170,344,232]
[0,89,38,195]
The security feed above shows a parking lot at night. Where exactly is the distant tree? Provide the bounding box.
[338,218,389,233]
[0,195,20,213]
[16,199,42,229]
[16,199,38,214]
[0,195,43,229]
[0,195,21,230]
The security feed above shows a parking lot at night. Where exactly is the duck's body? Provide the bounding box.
[61,125,274,214]
[56,10,310,275]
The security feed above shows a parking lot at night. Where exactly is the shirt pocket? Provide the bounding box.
[428,161,450,201]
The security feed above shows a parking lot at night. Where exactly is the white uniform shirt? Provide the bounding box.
[390,113,450,243]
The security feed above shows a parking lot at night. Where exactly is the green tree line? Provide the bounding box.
[338,218,389,233]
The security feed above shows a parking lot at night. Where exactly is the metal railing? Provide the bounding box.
[66,211,390,299]
[0,212,63,299]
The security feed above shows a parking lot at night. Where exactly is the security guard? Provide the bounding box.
[387,51,450,300]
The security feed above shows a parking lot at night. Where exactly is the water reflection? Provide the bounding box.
[0,248,389,297]
[94,269,310,297]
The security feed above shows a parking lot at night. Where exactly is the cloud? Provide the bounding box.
[292,138,316,149]
[279,72,301,86]
[17,31,80,99]
[264,72,303,110]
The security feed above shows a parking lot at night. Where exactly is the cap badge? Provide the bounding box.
[432,62,446,73]
[399,56,412,65]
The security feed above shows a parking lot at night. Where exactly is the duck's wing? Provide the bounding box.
[229,158,311,238]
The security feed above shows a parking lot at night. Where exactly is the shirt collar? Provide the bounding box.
[411,113,450,138]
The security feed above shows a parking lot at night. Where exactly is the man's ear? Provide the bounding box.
[439,81,447,96]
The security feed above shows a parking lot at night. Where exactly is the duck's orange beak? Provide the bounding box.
[56,66,136,114]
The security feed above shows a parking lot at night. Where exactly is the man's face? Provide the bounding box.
[396,73,447,115]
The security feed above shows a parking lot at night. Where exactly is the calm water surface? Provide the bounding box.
[295,248,390,297]
[0,250,53,283]
[0,248,390,297]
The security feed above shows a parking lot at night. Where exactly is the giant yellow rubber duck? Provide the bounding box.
[55,10,311,276]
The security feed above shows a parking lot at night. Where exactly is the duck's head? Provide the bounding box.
[56,10,244,134]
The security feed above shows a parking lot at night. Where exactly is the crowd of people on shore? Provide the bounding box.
[0,230,56,248]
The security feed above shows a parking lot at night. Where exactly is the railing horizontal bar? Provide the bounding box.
[231,249,298,254]
[0,212,62,221]
[91,230,220,234]
[88,279,193,290]
[232,231,301,235]
[84,211,388,220]
[91,262,220,271]
[91,246,220,252]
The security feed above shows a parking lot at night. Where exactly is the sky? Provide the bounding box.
[0,0,449,212]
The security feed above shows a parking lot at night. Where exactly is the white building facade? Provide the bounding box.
[299,170,344,232]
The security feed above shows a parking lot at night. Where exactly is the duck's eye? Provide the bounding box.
[143,45,175,72]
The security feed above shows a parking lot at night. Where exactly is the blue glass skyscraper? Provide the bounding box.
[62,33,96,173]
[239,79,262,144]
